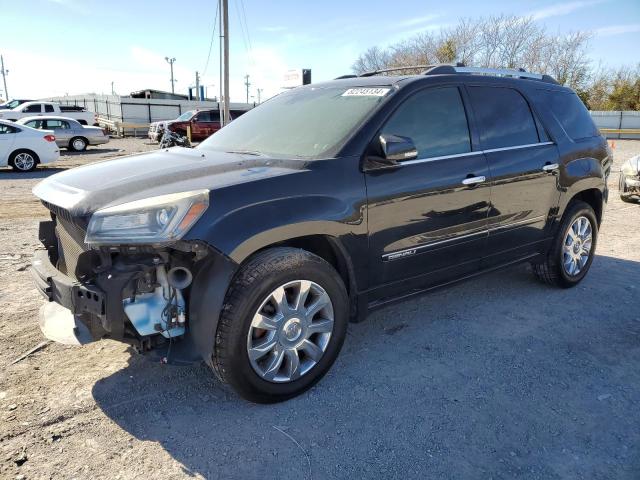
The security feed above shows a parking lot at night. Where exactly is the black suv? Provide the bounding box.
[31,65,611,403]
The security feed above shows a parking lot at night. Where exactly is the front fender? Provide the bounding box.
[187,247,238,367]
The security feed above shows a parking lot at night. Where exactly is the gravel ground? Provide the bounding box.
[0,138,639,480]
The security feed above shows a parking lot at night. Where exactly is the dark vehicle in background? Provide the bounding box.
[31,65,610,403]
[166,109,228,141]
[619,154,640,203]
[0,99,33,110]
[154,108,247,142]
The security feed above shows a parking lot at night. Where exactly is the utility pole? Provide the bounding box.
[0,55,8,101]
[165,57,176,94]
[111,81,115,95]
[195,71,201,100]
[219,0,230,126]
[256,88,263,104]
[244,74,251,103]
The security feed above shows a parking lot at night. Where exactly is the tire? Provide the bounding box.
[619,179,637,203]
[212,247,349,403]
[69,137,88,152]
[532,200,598,288]
[9,150,38,172]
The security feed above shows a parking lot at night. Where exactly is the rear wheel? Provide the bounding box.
[532,200,598,288]
[69,137,88,152]
[212,247,349,403]
[10,150,38,172]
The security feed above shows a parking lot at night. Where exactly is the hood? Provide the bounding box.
[33,147,306,216]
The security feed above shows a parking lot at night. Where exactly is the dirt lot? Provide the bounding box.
[1,138,639,479]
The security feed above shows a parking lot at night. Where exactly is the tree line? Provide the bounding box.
[352,15,639,111]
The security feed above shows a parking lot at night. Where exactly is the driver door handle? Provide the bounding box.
[542,163,559,172]
[462,175,486,186]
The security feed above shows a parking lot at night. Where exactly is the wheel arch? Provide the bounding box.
[568,188,603,226]
[256,234,357,302]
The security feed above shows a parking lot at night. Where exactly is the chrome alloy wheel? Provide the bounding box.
[13,152,35,171]
[562,215,593,276]
[247,280,334,383]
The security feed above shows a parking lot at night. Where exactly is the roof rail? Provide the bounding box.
[424,65,559,84]
[359,65,434,77]
[339,64,558,84]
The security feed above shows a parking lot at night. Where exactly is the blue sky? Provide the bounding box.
[0,0,639,101]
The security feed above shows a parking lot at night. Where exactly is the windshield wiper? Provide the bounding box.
[226,149,265,156]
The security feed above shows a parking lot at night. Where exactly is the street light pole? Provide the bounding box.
[244,74,251,103]
[220,0,230,126]
[0,55,9,100]
[165,57,176,94]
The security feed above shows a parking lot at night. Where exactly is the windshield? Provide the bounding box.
[6,100,21,109]
[198,86,392,159]
[176,111,195,122]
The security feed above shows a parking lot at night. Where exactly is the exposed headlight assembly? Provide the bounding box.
[85,190,209,245]
[621,155,640,177]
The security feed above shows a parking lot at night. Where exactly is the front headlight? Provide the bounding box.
[85,190,209,245]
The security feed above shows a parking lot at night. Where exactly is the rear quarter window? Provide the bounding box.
[546,91,598,140]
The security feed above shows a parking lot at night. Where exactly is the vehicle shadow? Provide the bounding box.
[92,255,640,479]
[0,167,68,179]
[61,147,122,156]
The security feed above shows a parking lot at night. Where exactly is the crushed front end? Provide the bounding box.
[32,207,204,352]
[29,185,233,365]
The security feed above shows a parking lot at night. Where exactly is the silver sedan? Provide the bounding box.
[16,116,109,151]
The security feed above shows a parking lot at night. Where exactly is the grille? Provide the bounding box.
[56,218,89,280]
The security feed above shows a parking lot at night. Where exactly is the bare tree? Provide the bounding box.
[351,15,593,89]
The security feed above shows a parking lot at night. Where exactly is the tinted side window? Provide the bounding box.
[196,111,216,122]
[24,104,42,113]
[468,87,539,149]
[0,124,18,134]
[547,91,598,140]
[44,104,55,113]
[381,87,470,158]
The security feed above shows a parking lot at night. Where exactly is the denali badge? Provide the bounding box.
[385,249,417,261]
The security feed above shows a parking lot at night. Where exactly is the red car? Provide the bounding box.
[166,110,224,141]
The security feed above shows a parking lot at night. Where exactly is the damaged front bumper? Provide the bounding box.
[31,218,238,366]
[32,249,105,345]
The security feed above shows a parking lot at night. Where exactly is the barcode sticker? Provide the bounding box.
[342,88,390,97]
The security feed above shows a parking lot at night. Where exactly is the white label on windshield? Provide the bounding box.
[342,88,390,97]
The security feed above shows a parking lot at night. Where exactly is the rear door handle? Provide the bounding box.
[542,163,559,172]
[462,175,486,186]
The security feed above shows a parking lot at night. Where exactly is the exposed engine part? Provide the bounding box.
[123,265,187,339]
[167,266,193,289]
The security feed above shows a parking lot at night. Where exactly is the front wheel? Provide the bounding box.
[212,247,349,403]
[532,200,598,288]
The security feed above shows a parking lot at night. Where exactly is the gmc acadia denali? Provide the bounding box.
[31,65,611,403]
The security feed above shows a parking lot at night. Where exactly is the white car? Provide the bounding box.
[0,101,97,126]
[0,119,60,172]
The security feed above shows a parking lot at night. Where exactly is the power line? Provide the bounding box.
[202,1,220,77]
[235,0,254,67]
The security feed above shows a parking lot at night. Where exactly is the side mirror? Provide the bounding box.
[380,134,418,162]
[363,134,418,171]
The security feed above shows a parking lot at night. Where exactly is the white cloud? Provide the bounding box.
[595,24,640,36]
[527,0,605,20]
